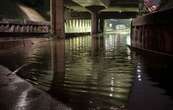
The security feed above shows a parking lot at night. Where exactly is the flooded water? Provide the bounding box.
[0,33,173,110]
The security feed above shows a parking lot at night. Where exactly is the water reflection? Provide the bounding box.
[128,53,173,110]
[0,34,134,110]
[1,32,173,110]
[60,35,134,109]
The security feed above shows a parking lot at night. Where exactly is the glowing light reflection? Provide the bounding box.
[15,87,31,110]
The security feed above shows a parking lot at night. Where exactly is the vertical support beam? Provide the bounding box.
[87,6,105,36]
[51,0,64,38]
[130,21,133,46]
[91,12,99,35]
[138,0,144,15]
[99,18,104,33]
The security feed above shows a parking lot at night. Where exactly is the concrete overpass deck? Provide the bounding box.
[51,0,140,37]
[65,0,139,13]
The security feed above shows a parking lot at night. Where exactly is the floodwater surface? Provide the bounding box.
[0,34,173,110]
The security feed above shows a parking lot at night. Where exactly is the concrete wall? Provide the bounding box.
[65,19,91,33]
[131,8,173,54]
[160,0,173,10]
[0,0,48,21]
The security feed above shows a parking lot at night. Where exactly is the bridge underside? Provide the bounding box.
[66,11,138,19]
[52,0,139,37]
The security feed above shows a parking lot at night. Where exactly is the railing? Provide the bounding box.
[0,19,50,34]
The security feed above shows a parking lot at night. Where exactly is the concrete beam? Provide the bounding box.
[65,9,91,19]
[99,12,138,19]
[109,1,139,7]
[101,7,139,13]
[86,6,105,35]
[100,0,111,7]
[72,0,106,7]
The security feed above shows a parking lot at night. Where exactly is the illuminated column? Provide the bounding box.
[65,20,67,33]
[51,0,64,38]
[69,20,72,33]
[83,20,85,32]
[87,20,90,32]
[84,20,86,32]
[89,20,91,32]
[76,19,79,28]
[74,19,76,28]
[67,20,70,33]
[87,20,89,32]
[72,20,75,32]
[76,19,78,32]
[82,20,84,32]
[79,19,82,32]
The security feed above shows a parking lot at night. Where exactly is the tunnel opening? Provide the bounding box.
[104,19,131,34]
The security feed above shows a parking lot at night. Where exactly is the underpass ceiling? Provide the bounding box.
[65,5,88,12]
[102,7,139,12]
[65,0,139,13]
[72,0,106,7]
[109,0,139,7]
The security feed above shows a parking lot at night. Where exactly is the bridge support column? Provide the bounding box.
[87,6,105,36]
[51,0,64,38]
[138,0,144,15]
[99,18,104,33]
[91,12,99,35]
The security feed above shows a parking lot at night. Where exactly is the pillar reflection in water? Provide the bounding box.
[50,38,65,96]
[91,36,105,56]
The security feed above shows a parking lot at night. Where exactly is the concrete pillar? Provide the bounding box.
[99,18,104,33]
[51,0,64,38]
[91,12,99,35]
[138,0,144,15]
[87,6,105,36]
[145,26,149,49]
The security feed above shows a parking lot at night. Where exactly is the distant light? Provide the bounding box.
[138,78,142,81]
[137,69,141,73]
[110,87,114,91]
[109,93,113,97]
[138,74,141,78]
[137,65,141,69]
[111,80,114,85]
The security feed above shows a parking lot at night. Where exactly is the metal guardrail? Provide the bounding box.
[0,19,50,33]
